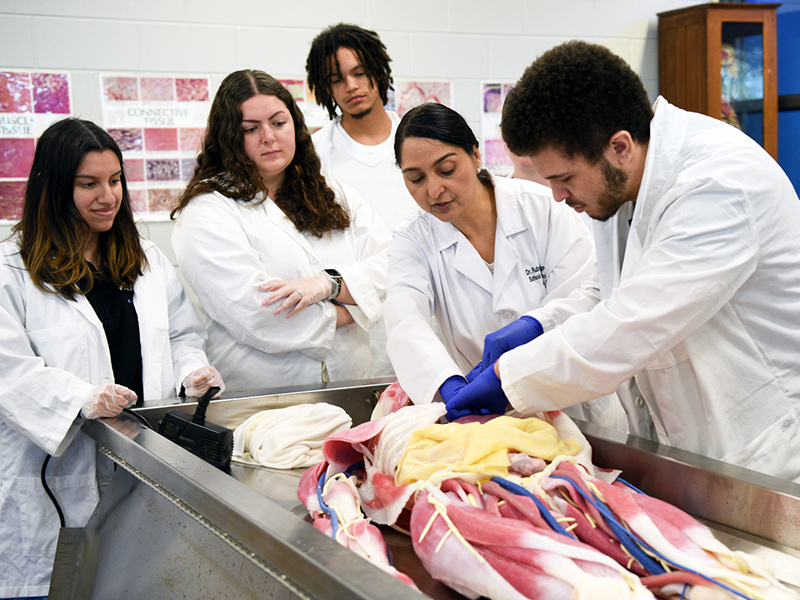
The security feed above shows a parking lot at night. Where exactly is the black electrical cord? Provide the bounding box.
[122,406,154,429]
[40,454,66,528]
[40,408,151,532]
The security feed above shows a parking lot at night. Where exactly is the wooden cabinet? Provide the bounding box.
[658,3,780,160]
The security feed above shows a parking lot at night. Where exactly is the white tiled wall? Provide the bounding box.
[0,0,700,252]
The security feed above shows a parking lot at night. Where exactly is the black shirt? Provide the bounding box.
[84,265,144,406]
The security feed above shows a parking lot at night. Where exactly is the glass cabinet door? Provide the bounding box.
[721,22,765,147]
[658,3,779,160]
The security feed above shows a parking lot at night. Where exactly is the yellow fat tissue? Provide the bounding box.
[395,416,582,486]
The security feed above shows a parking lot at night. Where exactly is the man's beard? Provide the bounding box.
[350,105,373,120]
[592,158,629,222]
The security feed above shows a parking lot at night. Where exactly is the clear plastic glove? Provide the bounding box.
[81,383,137,420]
[480,316,544,371]
[183,366,225,398]
[259,274,333,318]
[445,366,509,421]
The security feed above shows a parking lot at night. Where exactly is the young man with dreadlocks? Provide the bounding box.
[306,23,416,234]
[307,23,419,379]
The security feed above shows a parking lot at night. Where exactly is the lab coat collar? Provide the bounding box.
[430,212,460,254]
[132,249,166,400]
[45,282,114,373]
[631,97,688,242]
[492,177,528,299]
[429,174,527,252]
[427,216,493,293]
[429,174,525,295]
[493,175,529,238]
[453,228,493,293]
[46,283,105,331]
[614,97,689,281]
[75,295,104,330]
[262,194,320,261]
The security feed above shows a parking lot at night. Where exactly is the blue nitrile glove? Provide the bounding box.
[480,316,544,372]
[465,362,483,383]
[445,365,509,421]
[439,375,468,404]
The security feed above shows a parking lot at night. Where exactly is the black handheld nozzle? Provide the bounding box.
[158,386,232,469]
[192,386,220,425]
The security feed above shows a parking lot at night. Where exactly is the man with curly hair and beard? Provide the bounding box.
[446,40,800,483]
[306,23,418,378]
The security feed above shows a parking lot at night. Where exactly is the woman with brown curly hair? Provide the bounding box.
[171,69,391,391]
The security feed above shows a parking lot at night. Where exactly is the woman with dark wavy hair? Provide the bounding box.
[171,69,391,391]
[0,118,222,598]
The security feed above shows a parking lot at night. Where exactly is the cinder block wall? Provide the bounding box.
[0,0,699,256]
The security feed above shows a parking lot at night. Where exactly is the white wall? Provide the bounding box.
[1,0,700,254]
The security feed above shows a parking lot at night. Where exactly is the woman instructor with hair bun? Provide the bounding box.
[384,102,625,429]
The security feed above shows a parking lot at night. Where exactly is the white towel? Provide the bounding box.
[232,403,352,469]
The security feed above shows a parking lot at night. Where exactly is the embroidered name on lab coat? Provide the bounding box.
[525,265,547,285]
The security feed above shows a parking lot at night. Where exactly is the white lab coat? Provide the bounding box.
[500,98,800,481]
[0,238,209,597]
[313,111,418,379]
[384,175,625,428]
[171,180,391,392]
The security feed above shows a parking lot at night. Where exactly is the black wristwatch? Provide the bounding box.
[324,268,342,300]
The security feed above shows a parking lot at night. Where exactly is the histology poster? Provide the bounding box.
[0,70,73,221]
[281,78,330,134]
[99,74,333,216]
[481,82,516,173]
[387,80,453,117]
[100,73,212,218]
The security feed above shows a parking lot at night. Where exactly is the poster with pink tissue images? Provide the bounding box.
[100,74,212,218]
[1,70,73,221]
[281,78,330,135]
[386,80,453,118]
[481,82,517,175]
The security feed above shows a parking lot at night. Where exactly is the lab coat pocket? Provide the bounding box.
[721,409,800,481]
[16,473,98,557]
[28,325,90,380]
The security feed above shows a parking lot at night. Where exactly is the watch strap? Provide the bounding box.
[324,268,342,300]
